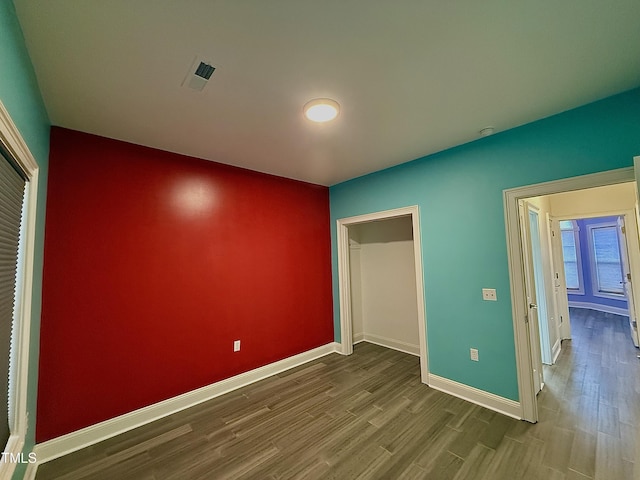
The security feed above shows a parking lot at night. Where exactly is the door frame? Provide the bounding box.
[616,214,640,346]
[0,100,39,479]
[336,205,429,384]
[504,166,634,422]
[552,210,640,342]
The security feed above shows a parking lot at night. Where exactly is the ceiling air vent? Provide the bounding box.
[183,57,216,92]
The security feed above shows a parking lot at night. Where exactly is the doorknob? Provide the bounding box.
[529,303,538,309]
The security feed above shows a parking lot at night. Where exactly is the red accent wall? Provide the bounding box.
[37,127,333,442]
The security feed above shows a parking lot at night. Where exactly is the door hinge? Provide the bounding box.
[622,226,626,234]
[560,315,563,323]
[627,273,631,282]
[633,320,638,328]
[524,314,529,324]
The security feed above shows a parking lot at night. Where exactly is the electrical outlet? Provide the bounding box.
[470,348,479,361]
[482,288,497,301]
[233,340,241,352]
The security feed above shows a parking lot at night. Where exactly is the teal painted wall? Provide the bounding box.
[0,1,50,477]
[330,88,640,401]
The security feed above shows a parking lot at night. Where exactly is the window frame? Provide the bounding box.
[0,100,39,479]
[559,219,584,295]
[586,221,625,299]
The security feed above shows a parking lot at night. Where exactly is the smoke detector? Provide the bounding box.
[182,57,216,92]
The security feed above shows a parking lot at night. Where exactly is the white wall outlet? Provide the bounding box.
[482,288,497,301]
[470,348,479,361]
[233,340,241,352]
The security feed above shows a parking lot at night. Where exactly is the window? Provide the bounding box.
[0,148,26,453]
[559,220,583,293]
[0,100,39,477]
[588,222,624,297]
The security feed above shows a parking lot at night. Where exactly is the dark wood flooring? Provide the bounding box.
[35,307,640,479]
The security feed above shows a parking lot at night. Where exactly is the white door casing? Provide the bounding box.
[552,209,640,333]
[617,216,640,347]
[504,166,634,423]
[336,205,429,384]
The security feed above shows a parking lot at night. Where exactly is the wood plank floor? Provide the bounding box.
[36,308,640,479]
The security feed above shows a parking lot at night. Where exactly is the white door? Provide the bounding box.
[549,218,572,340]
[528,207,552,365]
[519,201,543,394]
[617,216,640,347]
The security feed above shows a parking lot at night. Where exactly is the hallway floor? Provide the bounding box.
[535,307,640,479]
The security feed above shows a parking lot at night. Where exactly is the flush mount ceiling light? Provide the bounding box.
[303,98,340,123]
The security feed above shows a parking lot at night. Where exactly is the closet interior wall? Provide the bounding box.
[348,216,420,355]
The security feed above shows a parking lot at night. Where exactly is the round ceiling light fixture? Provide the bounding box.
[303,98,340,123]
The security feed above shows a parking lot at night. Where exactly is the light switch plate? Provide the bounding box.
[482,288,497,301]
[470,348,479,361]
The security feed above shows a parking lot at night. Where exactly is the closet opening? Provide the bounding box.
[336,206,428,384]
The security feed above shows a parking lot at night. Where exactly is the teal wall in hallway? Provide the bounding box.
[0,0,50,477]
[330,88,640,401]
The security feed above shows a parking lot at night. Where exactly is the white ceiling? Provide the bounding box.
[14,1,640,186]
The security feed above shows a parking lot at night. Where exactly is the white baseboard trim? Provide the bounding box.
[353,332,365,343]
[33,342,340,465]
[428,374,521,420]
[360,333,420,357]
[568,301,629,317]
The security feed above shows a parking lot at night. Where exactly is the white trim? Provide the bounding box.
[556,209,637,221]
[336,205,429,384]
[0,100,39,480]
[33,342,340,464]
[0,101,38,175]
[428,374,521,420]
[337,219,353,355]
[504,167,635,423]
[0,435,23,480]
[568,301,629,317]
[551,339,562,364]
[622,206,640,346]
[360,334,420,357]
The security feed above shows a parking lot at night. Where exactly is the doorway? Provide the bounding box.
[504,166,639,422]
[336,205,429,384]
[553,213,639,348]
[522,197,640,406]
